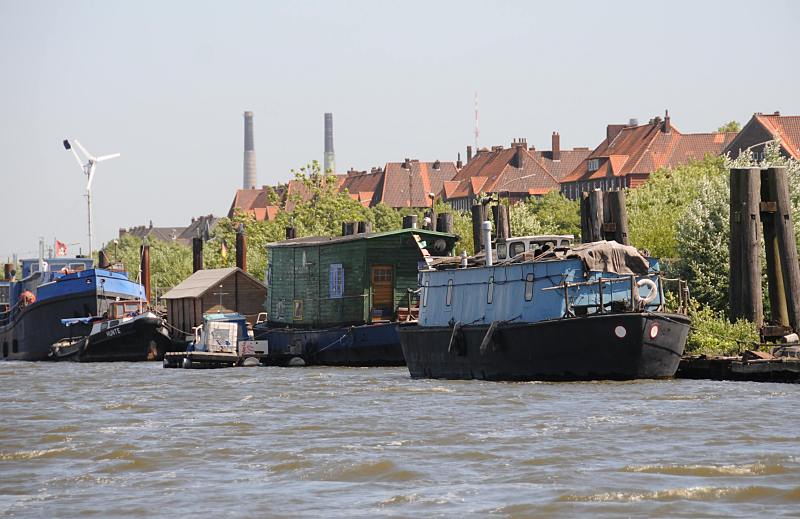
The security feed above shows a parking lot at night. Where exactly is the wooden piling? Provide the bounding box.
[140,243,151,303]
[192,237,203,273]
[760,169,788,326]
[768,167,800,330]
[235,224,247,272]
[496,204,510,241]
[729,168,763,325]
[436,213,454,234]
[402,215,417,229]
[588,190,604,243]
[471,204,485,252]
[580,193,591,243]
[607,190,630,245]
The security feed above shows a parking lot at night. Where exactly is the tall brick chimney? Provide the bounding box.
[552,131,561,161]
[662,109,671,134]
[607,124,625,142]
[466,145,473,163]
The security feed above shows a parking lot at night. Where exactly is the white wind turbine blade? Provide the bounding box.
[95,153,120,162]
[86,163,97,191]
[73,139,96,161]
[63,140,85,170]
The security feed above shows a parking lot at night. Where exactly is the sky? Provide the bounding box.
[1,0,799,258]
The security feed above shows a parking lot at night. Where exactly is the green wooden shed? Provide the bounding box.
[266,228,459,328]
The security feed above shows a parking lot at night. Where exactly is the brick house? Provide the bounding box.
[559,112,737,199]
[443,133,590,211]
[723,111,800,161]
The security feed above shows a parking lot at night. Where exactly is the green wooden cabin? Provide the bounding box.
[266,229,459,328]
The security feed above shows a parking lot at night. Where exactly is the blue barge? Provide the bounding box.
[398,240,691,381]
[1,257,147,361]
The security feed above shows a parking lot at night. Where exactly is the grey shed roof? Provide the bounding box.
[161,267,263,300]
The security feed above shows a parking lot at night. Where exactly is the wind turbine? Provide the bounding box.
[63,139,120,257]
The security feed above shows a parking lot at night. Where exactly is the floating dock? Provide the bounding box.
[676,347,800,383]
[163,351,266,369]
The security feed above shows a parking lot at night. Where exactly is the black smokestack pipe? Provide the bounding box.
[192,237,203,273]
[140,243,151,303]
[236,223,247,271]
[3,263,12,281]
[98,250,110,269]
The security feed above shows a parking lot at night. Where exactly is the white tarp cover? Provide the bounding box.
[206,321,238,353]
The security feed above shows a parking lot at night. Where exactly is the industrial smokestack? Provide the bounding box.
[243,111,257,189]
[324,112,335,174]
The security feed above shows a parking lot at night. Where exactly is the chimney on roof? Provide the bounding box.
[774,111,781,116]
[457,153,462,169]
[513,145,525,168]
[433,159,441,170]
[466,145,473,163]
[662,110,670,134]
[243,111,257,189]
[402,158,411,169]
[628,118,638,127]
[149,220,153,229]
[552,132,561,161]
[324,112,335,174]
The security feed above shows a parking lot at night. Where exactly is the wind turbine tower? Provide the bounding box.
[63,139,120,256]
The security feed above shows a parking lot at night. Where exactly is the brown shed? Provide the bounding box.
[161,267,266,337]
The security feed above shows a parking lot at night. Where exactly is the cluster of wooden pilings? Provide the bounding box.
[729,166,800,337]
[191,223,248,274]
[469,201,510,253]
[580,190,630,245]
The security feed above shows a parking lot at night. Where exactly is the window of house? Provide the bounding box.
[487,276,494,304]
[329,263,344,299]
[524,273,535,301]
[446,279,454,306]
[588,159,600,172]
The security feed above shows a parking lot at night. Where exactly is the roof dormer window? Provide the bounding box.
[587,159,600,172]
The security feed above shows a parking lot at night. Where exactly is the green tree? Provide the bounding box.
[717,120,741,133]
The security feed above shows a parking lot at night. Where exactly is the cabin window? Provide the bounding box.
[329,264,344,299]
[69,263,86,271]
[497,243,507,260]
[124,303,139,314]
[446,279,454,306]
[487,276,494,304]
[372,266,393,283]
[524,273,534,301]
[293,300,304,320]
[423,280,429,307]
[510,242,526,257]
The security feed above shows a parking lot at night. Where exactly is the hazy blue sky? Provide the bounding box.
[1,0,798,258]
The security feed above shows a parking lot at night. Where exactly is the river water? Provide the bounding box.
[1,363,799,518]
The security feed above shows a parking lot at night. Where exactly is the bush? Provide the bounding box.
[684,300,759,356]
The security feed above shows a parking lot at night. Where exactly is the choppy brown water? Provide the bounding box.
[1,363,800,518]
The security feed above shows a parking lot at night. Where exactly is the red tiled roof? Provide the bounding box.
[379,160,459,208]
[724,114,800,160]
[561,116,735,185]
[445,143,590,200]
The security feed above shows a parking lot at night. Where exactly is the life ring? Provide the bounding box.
[636,278,658,306]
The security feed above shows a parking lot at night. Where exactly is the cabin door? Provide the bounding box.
[370,265,394,321]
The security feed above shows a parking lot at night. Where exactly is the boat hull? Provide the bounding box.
[398,312,690,381]
[1,293,104,361]
[255,322,405,367]
[54,315,177,362]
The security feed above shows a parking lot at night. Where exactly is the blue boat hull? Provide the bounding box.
[255,322,405,366]
[398,312,690,381]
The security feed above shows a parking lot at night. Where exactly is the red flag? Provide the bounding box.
[55,240,67,257]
